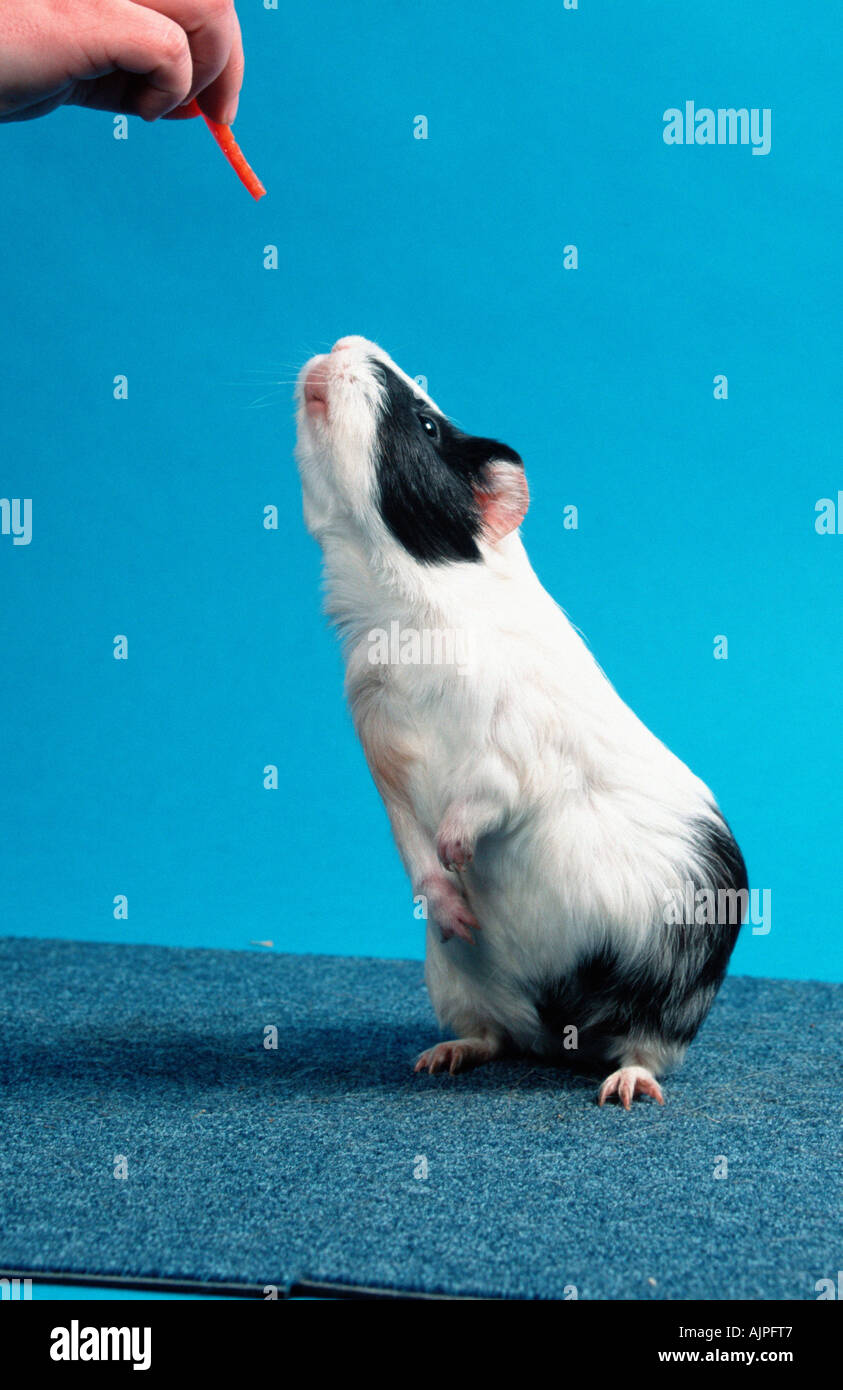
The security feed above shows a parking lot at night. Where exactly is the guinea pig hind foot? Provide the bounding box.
[414,1033,504,1076]
[597,1065,665,1111]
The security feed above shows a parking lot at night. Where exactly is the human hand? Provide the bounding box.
[0,0,244,124]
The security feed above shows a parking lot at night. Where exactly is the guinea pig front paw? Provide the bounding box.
[437,901,481,945]
[436,833,474,873]
[420,875,481,944]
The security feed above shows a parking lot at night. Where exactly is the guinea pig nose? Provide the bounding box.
[331,336,363,353]
[304,359,329,417]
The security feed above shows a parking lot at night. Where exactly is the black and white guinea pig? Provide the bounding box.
[294,335,746,1108]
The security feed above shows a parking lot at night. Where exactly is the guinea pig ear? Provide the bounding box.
[473,461,529,543]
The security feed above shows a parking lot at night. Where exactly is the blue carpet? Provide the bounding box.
[0,937,839,1300]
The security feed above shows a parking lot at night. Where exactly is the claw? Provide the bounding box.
[598,1065,665,1110]
[414,1036,500,1075]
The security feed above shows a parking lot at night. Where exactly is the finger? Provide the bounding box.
[194,9,244,124]
[0,94,70,124]
[161,102,201,119]
[67,68,188,120]
[70,2,194,121]
[133,0,243,125]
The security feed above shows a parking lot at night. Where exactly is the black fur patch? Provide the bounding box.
[372,360,523,564]
[536,811,748,1067]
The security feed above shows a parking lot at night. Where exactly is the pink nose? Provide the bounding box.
[331,336,362,353]
[303,359,329,417]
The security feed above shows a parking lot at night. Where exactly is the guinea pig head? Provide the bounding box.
[295,336,528,564]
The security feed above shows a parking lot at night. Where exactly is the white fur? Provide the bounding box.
[295,338,726,1079]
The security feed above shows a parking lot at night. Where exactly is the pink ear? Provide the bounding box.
[474,462,529,543]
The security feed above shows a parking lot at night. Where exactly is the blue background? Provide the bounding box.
[1,0,840,983]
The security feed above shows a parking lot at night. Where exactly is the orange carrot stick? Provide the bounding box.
[185,98,266,201]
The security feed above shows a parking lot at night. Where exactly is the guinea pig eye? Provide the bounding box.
[418,414,439,439]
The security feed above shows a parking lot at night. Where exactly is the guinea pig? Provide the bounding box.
[294,335,747,1108]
